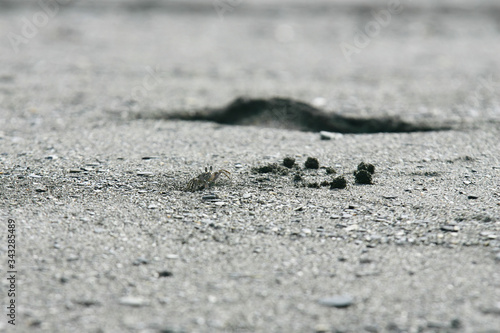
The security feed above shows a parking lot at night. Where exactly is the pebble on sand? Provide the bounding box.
[119,296,149,307]
[35,186,47,192]
[440,225,459,232]
[320,131,343,140]
[137,171,154,177]
[202,194,218,201]
[157,270,173,277]
[317,295,354,308]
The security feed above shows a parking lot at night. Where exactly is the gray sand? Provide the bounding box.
[0,1,499,332]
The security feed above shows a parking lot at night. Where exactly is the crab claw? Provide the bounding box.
[211,169,231,183]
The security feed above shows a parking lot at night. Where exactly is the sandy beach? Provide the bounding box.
[0,1,499,332]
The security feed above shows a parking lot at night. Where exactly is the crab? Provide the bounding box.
[185,166,231,192]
